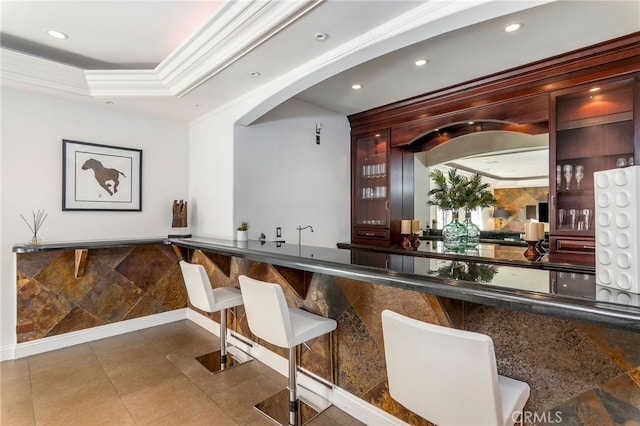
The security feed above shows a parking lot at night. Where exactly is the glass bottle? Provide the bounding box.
[464,210,480,248]
[442,211,467,251]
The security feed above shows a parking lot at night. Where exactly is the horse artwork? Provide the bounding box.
[81,158,126,196]
[63,139,142,211]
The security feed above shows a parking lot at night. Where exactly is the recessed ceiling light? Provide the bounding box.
[249,71,260,77]
[414,59,429,67]
[314,32,328,41]
[352,84,363,90]
[504,23,523,33]
[47,29,68,39]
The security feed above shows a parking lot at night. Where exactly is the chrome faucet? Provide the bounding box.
[296,225,313,245]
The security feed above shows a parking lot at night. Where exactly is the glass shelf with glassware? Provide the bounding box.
[352,129,392,246]
[555,208,594,234]
[549,74,637,264]
[361,162,387,179]
[360,186,387,200]
[555,154,634,194]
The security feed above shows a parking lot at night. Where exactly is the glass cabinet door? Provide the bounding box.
[354,131,389,228]
[552,78,634,237]
[549,75,636,263]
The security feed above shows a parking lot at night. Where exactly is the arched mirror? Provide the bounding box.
[413,129,549,239]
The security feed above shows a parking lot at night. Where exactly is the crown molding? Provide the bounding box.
[84,0,323,97]
[2,0,322,99]
[1,48,90,96]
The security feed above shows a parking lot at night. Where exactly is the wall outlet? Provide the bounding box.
[276,227,281,238]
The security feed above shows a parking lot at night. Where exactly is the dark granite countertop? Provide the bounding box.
[12,238,166,253]
[337,240,587,271]
[170,237,640,331]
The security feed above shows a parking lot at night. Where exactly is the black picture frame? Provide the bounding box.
[62,139,142,211]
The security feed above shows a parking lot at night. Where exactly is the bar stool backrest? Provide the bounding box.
[239,275,294,348]
[179,261,218,312]
[382,309,504,426]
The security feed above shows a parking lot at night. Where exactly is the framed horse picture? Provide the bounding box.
[62,140,142,211]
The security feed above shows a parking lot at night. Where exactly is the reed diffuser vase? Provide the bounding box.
[21,209,47,245]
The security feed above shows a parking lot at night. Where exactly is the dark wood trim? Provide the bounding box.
[349,32,640,145]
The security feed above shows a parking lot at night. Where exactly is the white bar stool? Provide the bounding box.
[239,275,337,426]
[382,309,530,426]
[179,261,252,373]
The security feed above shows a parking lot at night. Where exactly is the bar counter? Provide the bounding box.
[171,237,640,423]
[13,236,639,331]
[168,237,639,331]
[13,237,640,423]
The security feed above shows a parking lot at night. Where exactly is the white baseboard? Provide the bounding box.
[185,307,221,337]
[0,346,15,362]
[331,386,408,426]
[5,309,188,360]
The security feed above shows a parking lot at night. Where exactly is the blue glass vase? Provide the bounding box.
[443,212,467,251]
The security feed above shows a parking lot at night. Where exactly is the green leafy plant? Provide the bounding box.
[427,168,465,211]
[430,260,498,283]
[428,169,496,213]
[462,173,497,211]
[236,222,249,231]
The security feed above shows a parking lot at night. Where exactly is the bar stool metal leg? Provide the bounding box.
[219,307,228,369]
[254,343,329,426]
[195,307,252,374]
[289,347,297,426]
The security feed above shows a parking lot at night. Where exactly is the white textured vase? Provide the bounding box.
[594,165,639,294]
[236,230,248,242]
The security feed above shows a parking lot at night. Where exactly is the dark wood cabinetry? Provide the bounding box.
[350,130,413,246]
[351,130,390,245]
[549,75,639,264]
[349,33,640,250]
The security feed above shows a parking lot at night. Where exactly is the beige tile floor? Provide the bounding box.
[1,320,365,426]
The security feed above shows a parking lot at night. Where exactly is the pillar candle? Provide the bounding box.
[401,220,411,234]
[537,223,545,240]
[524,222,538,241]
[524,222,544,241]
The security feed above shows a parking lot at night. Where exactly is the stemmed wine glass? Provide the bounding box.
[575,165,584,190]
[563,164,573,190]
[556,165,562,188]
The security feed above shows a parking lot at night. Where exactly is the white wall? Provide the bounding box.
[187,106,239,240]
[0,87,189,354]
[234,99,351,247]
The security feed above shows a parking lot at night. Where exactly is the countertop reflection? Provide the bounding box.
[171,237,639,330]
